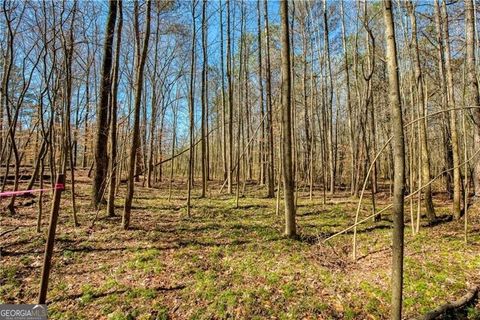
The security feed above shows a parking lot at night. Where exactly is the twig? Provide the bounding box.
[0,227,19,237]
[324,146,480,243]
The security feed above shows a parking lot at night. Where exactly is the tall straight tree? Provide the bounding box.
[122,0,152,229]
[59,0,79,225]
[433,0,454,197]
[323,0,335,194]
[280,0,296,238]
[264,0,275,198]
[383,0,406,318]
[257,0,265,186]
[441,0,461,219]
[147,7,161,188]
[226,0,233,194]
[465,0,480,199]
[107,0,123,217]
[299,3,311,182]
[406,0,436,222]
[200,0,207,198]
[219,0,227,182]
[187,0,197,216]
[340,0,355,196]
[236,0,245,208]
[92,0,117,207]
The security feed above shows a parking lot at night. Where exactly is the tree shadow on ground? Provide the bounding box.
[236,204,269,209]
[301,223,393,244]
[296,210,329,217]
[300,222,343,229]
[1,238,252,257]
[1,235,44,250]
[50,284,186,303]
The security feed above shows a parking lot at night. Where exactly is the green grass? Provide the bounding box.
[1,177,479,319]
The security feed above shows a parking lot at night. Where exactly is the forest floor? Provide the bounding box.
[1,171,480,319]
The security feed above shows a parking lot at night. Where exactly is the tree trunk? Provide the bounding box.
[323,0,335,194]
[61,1,79,226]
[219,0,227,182]
[236,1,246,208]
[147,8,161,189]
[465,0,480,200]
[226,0,233,194]
[92,0,117,207]
[201,0,207,198]
[383,1,406,318]
[107,0,123,217]
[301,14,311,183]
[264,0,275,198]
[280,0,296,238]
[434,0,453,198]
[441,0,461,219]
[122,0,151,229]
[257,0,265,186]
[406,0,436,222]
[187,0,197,217]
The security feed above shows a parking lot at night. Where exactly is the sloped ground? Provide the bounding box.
[1,173,480,319]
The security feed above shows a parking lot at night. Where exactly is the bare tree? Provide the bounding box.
[92,0,117,207]
[441,0,461,219]
[257,0,265,186]
[383,0,406,318]
[219,0,227,182]
[122,0,152,229]
[465,0,480,200]
[406,0,436,222]
[280,0,296,238]
[147,6,161,188]
[226,0,233,194]
[340,0,355,196]
[264,0,275,198]
[186,0,197,216]
[200,0,207,198]
[107,0,123,217]
[60,0,79,226]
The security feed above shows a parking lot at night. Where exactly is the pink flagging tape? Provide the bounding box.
[0,184,65,198]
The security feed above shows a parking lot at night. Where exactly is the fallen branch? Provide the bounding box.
[0,227,19,237]
[421,286,479,320]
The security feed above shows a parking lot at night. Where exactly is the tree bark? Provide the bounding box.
[187,0,197,217]
[434,0,453,198]
[280,0,296,238]
[383,1,406,318]
[226,0,233,195]
[465,0,480,200]
[219,0,227,182]
[201,0,207,198]
[323,0,335,194]
[107,0,123,217]
[406,0,436,222]
[264,0,275,198]
[441,0,461,219]
[122,0,151,229]
[92,0,117,207]
[147,7,161,188]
